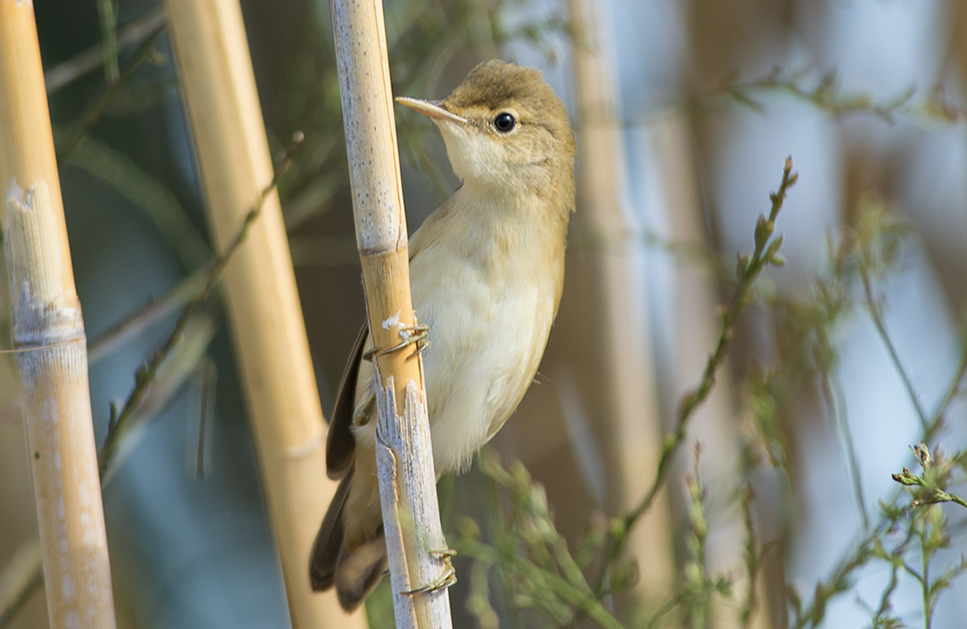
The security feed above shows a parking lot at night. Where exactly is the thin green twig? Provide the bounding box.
[859,265,930,433]
[928,332,967,428]
[87,270,206,365]
[96,0,120,84]
[740,485,761,628]
[45,8,165,94]
[788,339,967,627]
[819,365,870,529]
[593,157,797,595]
[97,133,303,477]
[55,23,166,163]
[921,525,932,629]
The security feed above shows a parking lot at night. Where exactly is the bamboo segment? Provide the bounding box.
[329,0,453,625]
[162,1,359,626]
[0,3,116,627]
[568,0,675,603]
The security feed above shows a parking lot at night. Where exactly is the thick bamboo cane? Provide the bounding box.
[162,1,361,626]
[0,2,117,627]
[568,0,675,603]
[329,0,453,626]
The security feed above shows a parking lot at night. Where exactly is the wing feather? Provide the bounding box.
[325,323,368,480]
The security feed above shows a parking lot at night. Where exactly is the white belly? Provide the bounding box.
[351,188,566,475]
[411,252,556,473]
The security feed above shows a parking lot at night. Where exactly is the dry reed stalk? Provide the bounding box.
[162,1,360,626]
[329,0,453,626]
[567,0,675,601]
[0,2,116,626]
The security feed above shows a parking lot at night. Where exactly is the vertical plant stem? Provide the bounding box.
[96,0,120,84]
[819,368,869,528]
[329,0,453,625]
[860,266,930,432]
[0,2,117,626]
[921,530,931,629]
[163,0,357,626]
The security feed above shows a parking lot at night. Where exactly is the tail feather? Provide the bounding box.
[309,472,352,591]
[334,528,387,612]
[309,468,388,612]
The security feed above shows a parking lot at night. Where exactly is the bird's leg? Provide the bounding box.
[400,548,458,595]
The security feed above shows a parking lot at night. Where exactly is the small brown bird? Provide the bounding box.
[309,59,576,611]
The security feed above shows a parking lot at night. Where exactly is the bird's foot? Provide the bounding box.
[387,323,429,356]
[365,324,429,361]
[401,548,457,595]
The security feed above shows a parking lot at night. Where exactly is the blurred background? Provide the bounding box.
[2,0,967,627]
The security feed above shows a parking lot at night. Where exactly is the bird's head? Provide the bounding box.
[397,60,575,206]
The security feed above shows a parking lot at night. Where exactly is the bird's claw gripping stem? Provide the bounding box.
[363,324,430,361]
[400,548,457,595]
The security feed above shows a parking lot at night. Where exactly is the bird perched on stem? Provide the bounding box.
[309,59,576,611]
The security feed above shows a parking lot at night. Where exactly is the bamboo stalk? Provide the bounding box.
[0,2,117,627]
[162,1,360,626]
[329,0,453,626]
[567,0,675,604]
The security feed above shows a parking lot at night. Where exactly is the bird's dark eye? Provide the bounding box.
[493,112,516,133]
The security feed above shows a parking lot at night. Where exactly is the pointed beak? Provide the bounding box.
[395,96,468,124]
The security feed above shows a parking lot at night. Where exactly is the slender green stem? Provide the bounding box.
[56,24,166,163]
[928,337,967,430]
[739,485,759,628]
[859,266,930,432]
[921,529,931,629]
[0,544,43,628]
[645,594,687,629]
[97,135,301,477]
[45,8,165,94]
[96,0,120,84]
[593,157,798,595]
[789,341,967,627]
[819,365,869,528]
[88,267,207,365]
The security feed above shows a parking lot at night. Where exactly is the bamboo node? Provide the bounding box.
[4,179,84,346]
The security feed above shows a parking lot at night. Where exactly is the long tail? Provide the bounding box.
[309,469,388,611]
